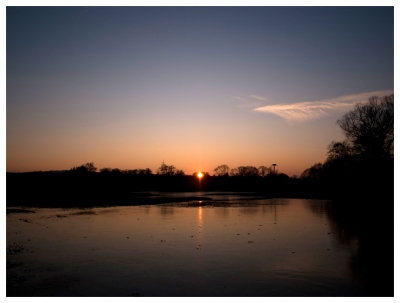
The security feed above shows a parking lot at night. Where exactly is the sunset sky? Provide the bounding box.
[6,5,394,176]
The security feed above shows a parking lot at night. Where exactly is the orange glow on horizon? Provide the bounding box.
[197,172,204,178]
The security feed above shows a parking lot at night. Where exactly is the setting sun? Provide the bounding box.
[197,172,204,178]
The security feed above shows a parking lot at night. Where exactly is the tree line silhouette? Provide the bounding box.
[213,164,282,177]
[6,94,393,207]
[68,161,284,178]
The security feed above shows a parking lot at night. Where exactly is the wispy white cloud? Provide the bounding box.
[253,90,394,122]
[250,95,268,101]
[233,95,269,108]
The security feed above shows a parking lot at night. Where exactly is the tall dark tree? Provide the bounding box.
[301,94,394,200]
[337,94,393,160]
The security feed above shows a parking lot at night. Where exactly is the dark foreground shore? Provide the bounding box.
[7,172,331,208]
[8,170,393,208]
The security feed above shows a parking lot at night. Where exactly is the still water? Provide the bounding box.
[6,193,377,296]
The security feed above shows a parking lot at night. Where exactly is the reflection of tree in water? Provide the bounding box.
[214,207,230,218]
[238,206,259,215]
[211,199,290,216]
[305,199,333,217]
[141,206,151,214]
[159,206,175,217]
[306,199,393,296]
[259,199,289,218]
[305,200,359,248]
[233,199,290,217]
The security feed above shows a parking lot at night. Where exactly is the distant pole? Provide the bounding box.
[272,164,277,174]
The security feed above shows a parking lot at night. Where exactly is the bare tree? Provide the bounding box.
[100,167,112,174]
[258,166,270,177]
[70,162,97,173]
[214,165,230,176]
[236,166,258,177]
[175,169,185,176]
[326,140,354,161]
[157,161,183,176]
[229,168,239,176]
[300,163,324,179]
[337,94,394,160]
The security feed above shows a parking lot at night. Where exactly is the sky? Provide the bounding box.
[6,5,394,176]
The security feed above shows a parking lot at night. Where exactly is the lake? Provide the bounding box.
[6,192,392,296]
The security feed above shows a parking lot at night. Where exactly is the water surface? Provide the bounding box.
[6,194,383,296]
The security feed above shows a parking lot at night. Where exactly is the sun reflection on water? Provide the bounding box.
[198,205,202,225]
